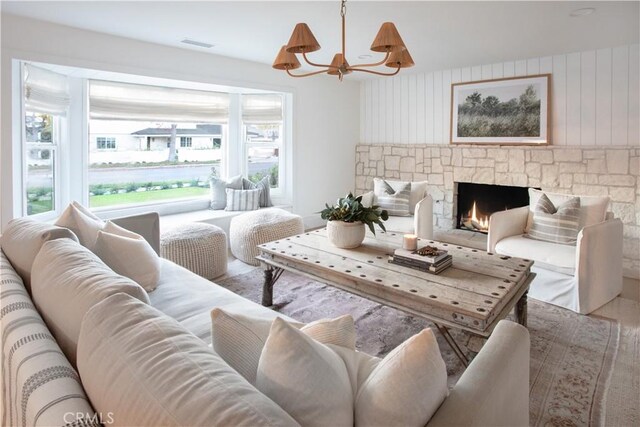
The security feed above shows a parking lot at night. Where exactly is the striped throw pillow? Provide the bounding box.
[225,188,261,211]
[376,182,411,217]
[527,193,581,245]
[242,176,273,207]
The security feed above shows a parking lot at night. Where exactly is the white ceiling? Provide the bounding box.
[2,1,638,79]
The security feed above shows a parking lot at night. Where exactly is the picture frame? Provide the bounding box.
[450,74,551,145]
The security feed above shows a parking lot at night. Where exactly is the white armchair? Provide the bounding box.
[488,206,623,314]
[361,191,433,239]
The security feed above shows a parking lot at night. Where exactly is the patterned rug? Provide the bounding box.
[218,269,626,427]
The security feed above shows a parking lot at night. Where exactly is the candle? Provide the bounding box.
[403,234,418,251]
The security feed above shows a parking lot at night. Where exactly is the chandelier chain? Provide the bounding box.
[340,0,346,17]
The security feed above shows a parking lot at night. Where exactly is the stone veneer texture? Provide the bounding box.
[355,144,640,278]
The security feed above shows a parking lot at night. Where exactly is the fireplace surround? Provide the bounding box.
[456,182,531,234]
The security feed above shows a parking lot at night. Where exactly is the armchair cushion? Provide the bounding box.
[495,235,575,275]
[526,189,609,232]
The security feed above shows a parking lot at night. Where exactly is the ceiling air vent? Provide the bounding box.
[180,38,215,49]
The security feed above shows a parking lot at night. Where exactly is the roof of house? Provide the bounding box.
[131,124,222,136]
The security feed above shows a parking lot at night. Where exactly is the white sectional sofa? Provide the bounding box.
[1,214,529,427]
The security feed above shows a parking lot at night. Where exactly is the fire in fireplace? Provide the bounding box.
[456,182,531,234]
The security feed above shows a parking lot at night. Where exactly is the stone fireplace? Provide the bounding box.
[455,182,530,234]
[355,143,639,278]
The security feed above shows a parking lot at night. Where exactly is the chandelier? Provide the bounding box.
[272,0,414,80]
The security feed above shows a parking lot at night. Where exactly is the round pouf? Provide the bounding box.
[230,208,304,266]
[161,223,228,280]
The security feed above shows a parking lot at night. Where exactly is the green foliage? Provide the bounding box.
[320,193,389,235]
[249,164,279,188]
[457,85,541,137]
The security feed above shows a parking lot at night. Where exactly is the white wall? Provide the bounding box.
[360,45,640,146]
[0,14,360,228]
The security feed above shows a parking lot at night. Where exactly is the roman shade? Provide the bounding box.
[23,64,70,116]
[89,80,230,122]
[242,94,283,122]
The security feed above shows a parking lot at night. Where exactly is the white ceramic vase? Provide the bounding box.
[326,221,366,249]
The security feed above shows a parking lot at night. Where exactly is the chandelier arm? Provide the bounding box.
[285,68,330,78]
[301,52,337,69]
[350,65,402,77]
[349,51,391,68]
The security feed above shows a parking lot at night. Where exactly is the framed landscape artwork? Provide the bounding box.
[450,74,551,145]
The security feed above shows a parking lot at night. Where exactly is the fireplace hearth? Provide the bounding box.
[456,182,531,234]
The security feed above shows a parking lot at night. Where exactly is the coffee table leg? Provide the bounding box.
[262,267,284,307]
[434,324,469,367]
[515,291,528,327]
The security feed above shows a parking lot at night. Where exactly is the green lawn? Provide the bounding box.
[90,187,208,208]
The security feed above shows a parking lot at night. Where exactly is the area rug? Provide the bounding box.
[218,269,629,427]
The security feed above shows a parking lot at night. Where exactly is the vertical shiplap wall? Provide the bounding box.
[360,44,640,146]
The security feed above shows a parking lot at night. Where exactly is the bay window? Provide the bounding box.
[15,61,291,217]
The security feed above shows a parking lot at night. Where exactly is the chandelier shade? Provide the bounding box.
[273,46,302,70]
[286,23,321,53]
[370,22,407,53]
[386,48,415,69]
[273,0,413,80]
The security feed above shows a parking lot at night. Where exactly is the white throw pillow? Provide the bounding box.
[256,318,354,427]
[78,293,298,427]
[354,328,448,427]
[211,309,355,384]
[30,238,149,366]
[0,217,78,290]
[225,188,262,211]
[209,174,243,210]
[525,188,609,232]
[55,201,105,249]
[373,178,428,213]
[93,221,161,291]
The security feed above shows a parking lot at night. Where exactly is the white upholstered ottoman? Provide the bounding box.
[161,223,228,279]
[230,208,304,266]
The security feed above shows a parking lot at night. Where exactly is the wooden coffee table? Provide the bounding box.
[256,228,534,366]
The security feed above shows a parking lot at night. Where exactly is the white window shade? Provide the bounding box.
[242,94,283,122]
[24,64,70,116]
[89,80,230,123]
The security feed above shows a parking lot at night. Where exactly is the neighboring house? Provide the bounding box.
[130,124,223,151]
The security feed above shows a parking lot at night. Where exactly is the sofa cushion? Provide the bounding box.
[354,328,448,427]
[256,318,354,427]
[149,259,295,343]
[495,235,575,275]
[211,310,355,385]
[0,251,98,427]
[0,217,78,290]
[527,193,581,245]
[93,221,160,291]
[54,202,105,249]
[526,188,609,232]
[77,293,299,427]
[30,239,149,365]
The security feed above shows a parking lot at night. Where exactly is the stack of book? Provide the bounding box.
[388,246,453,274]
